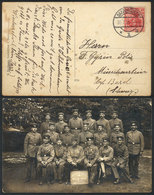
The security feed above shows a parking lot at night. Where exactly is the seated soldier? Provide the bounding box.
[65,137,84,184]
[53,139,66,184]
[60,125,74,148]
[97,137,115,184]
[84,136,99,186]
[94,124,108,148]
[78,122,93,148]
[47,122,59,145]
[37,134,55,185]
[112,136,133,184]
[110,124,125,149]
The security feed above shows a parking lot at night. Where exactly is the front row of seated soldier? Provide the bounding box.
[24,121,144,185]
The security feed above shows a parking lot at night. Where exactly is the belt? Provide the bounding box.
[71,128,81,130]
[42,154,50,157]
[128,142,140,145]
[29,143,38,146]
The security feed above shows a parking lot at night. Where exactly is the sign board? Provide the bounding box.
[70,171,88,185]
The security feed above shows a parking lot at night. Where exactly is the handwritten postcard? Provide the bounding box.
[2,2,151,96]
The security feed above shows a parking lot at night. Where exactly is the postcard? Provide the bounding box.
[2,2,151,96]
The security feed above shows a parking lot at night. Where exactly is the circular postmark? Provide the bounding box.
[113,7,144,38]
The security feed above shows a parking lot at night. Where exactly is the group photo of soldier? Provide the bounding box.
[24,108,144,186]
[2,98,152,193]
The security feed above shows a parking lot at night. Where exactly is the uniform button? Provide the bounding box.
[75,128,77,130]
[34,144,36,146]
[132,142,135,145]
[44,155,46,157]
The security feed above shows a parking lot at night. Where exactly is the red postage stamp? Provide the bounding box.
[124,7,145,32]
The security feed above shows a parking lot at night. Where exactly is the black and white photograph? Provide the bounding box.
[2,97,152,193]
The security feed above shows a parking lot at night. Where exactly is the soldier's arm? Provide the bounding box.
[90,147,99,166]
[106,121,111,137]
[46,146,55,164]
[37,146,42,162]
[76,147,84,163]
[125,133,128,146]
[24,134,29,156]
[39,134,42,145]
[123,146,129,161]
[80,118,83,129]
[104,147,114,161]
[67,148,73,163]
[140,132,144,152]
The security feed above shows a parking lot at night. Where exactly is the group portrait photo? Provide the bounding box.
[2,97,152,193]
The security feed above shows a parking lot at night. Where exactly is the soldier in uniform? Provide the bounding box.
[97,137,115,184]
[84,137,99,185]
[47,122,59,145]
[84,110,97,134]
[37,134,55,185]
[39,113,51,136]
[109,111,123,134]
[97,110,111,137]
[24,123,42,182]
[126,121,144,179]
[113,136,133,184]
[66,137,84,184]
[53,139,66,183]
[94,124,108,148]
[55,112,67,135]
[60,125,74,148]
[78,122,93,148]
[110,124,125,149]
[69,109,83,136]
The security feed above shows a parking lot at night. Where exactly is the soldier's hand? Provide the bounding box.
[117,163,120,167]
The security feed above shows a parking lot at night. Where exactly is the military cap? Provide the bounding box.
[83,122,89,126]
[45,113,51,116]
[49,122,55,126]
[43,134,50,139]
[99,110,106,114]
[112,111,118,114]
[131,121,137,126]
[117,135,124,140]
[86,110,92,114]
[72,109,78,113]
[86,136,94,141]
[31,123,37,128]
[64,124,70,128]
[58,112,64,116]
[102,137,109,142]
[114,123,120,128]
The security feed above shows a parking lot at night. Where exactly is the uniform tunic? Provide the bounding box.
[24,132,42,158]
[60,133,74,147]
[94,132,108,147]
[67,145,84,164]
[110,131,125,148]
[78,131,93,147]
[48,131,59,144]
[126,130,144,155]
[69,117,83,135]
[109,118,123,133]
[55,121,67,134]
[84,118,97,133]
[99,145,114,165]
[96,118,111,136]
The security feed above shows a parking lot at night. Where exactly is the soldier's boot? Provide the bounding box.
[122,169,134,184]
[58,165,64,183]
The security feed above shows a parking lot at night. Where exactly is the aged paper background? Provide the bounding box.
[2,2,151,96]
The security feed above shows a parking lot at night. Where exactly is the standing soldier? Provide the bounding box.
[78,122,93,148]
[53,139,66,184]
[84,110,97,134]
[109,111,123,134]
[126,121,144,179]
[55,112,67,135]
[40,113,51,136]
[47,122,59,145]
[69,109,83,136]
[24,123,42,182]
[94,125,108,148]
[60,125,74,148]
[110,124,125,149]
[97,138,115,184]
[84,136,99,185]
[97,110,111,137]
[66,137,84,184]
[113,136,133,184]
[37,134,55,185]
